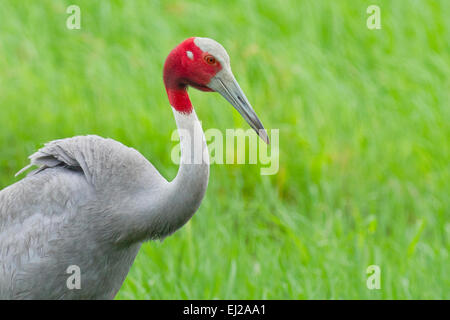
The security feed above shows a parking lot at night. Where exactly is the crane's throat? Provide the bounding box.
[166,87,193,114]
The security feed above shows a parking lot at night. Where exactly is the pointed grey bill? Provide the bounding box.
[208,70,270,144]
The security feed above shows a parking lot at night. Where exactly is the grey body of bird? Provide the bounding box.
[0,110,209,299]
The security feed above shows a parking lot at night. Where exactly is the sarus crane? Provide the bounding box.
[0,37,268,299]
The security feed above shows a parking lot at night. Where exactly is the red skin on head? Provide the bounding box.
[163,38,222,113]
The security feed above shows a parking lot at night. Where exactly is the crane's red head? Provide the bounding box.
[163,37,269,144]
[163,37,228,113]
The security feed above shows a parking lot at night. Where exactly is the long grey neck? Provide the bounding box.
[161,108,210,237]
[124,108,209,244]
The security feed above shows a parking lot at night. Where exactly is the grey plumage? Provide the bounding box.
[0,119,209,299]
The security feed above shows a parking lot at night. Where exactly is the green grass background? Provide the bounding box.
[0,0,449,299]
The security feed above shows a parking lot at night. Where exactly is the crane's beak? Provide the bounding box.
[208,70,269,144]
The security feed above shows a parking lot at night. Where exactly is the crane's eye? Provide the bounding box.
[204,55,216,65]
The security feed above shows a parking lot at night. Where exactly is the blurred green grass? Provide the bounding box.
[0,0,449,299]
